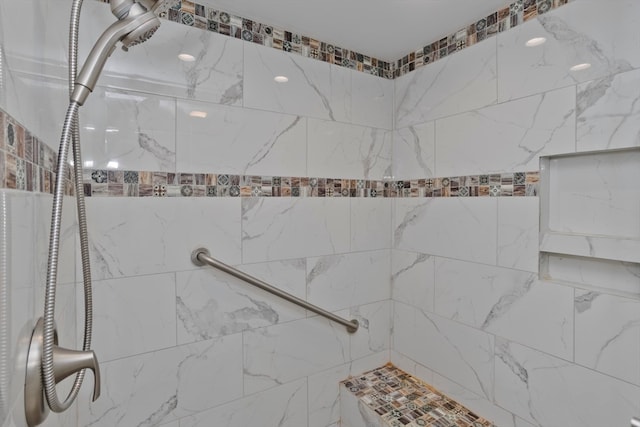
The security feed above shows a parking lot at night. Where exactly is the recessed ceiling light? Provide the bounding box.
[178,53,196,62]
[84,125,96,131]
[525,37,546,47]
[570,63,592,72]
[105,128,119,133]
[274,75,289,83]
[106,161,119,169]
[189,110,208,118]
[84,160,94,168]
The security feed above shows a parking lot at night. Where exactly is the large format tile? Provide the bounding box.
[244,43,349,122]
[307,119,391,180]
[78,335,243,426]
[393,302,494,400]
[82,273,177,362]
[577,68,640,152]
[241,197,350,264]
[393,198,498,265]
[351,71,393,130]
[176,259,307,344]
[435,258,573,360]
[349,300,391,360]
[243,315,350,394]
[392,122,435,180]
[176,100,306,176]
[395,38,497,128]
[179,379,307,427]
[306,250,390,312]
[86,197,241,280]
[497,0,640,102]
[350,198,392,252]
[495,339,640,427]
[435,86,576,176]
[497,198,539,273]
[575,291,640,385]
[391,249,435,312]
[81,87,176,172]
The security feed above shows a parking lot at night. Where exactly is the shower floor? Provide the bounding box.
[340,364,494,427]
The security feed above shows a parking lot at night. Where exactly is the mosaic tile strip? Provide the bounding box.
[98,0,572,79]
[0,109,73,196]
[342,364,494,427]
[81,169,539,198]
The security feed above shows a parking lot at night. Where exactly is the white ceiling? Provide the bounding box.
[202,0,511,62]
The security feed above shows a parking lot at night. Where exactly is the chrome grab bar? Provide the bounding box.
[191,248,359,333]
[631,417,640,427]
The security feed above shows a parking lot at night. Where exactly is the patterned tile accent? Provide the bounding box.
[342,364,494,427]
[0,108,539,198]
[81,169,539,198]
[99,0,572,79]
[0,109,73,195]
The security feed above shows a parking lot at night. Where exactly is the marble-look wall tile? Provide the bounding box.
[179,378,307,427]
[5,192,35,289]
[34,194,76,287]
[86,197,241,280]
[81,273,177,362]
[307,119,391,180]
[395,38,497,128]
[241,197,350,264]
[351,71,393,130]
[391,249,435,312]
[435,86,576,177]
[497,198,539,273]
[81,87,176,172]
[543,255,640,297]
[350,198,391,252]
[497,0,640,102]
[547,149,640,238]
[306,250,390,312]
[339,386,385,427]
[393,198,498,266]
[244,43,348,122]
[2,73,68,152]
[393,302,494,400]
[495,338,640,427]
[78,335,243,426]
[430,372,536,427]
[349,300,391,360]
[575,291,640,385]
[392,122,435,180]
[176,259,307,344]
[243,315,350,394]
[101,19,244,104]
[577,69,640,152]
[307,352,389,427]
[389,350,436,383]
[176,100,306,176]
[435,258,573,360]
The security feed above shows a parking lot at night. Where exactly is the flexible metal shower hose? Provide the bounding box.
[41,0,95,412]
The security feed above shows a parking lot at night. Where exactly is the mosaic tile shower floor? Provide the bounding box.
[342,364,494,427]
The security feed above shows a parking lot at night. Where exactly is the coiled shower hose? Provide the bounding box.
[41,0,95,412]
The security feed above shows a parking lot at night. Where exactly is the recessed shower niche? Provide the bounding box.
[540,148,640,298]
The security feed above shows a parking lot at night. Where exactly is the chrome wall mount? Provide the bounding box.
[24,318,100,426]
[191,248,360,333]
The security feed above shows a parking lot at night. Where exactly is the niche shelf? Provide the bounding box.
[539,148,640,298]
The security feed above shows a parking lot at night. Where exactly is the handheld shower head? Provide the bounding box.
[71,0,180,105]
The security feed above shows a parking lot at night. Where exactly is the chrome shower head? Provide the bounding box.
[71,0,178,105]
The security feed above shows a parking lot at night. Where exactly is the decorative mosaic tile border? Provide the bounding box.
[99,0,571,79]
[82,169,539,198]
[0,110,73,196]
[342,363,494,426]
